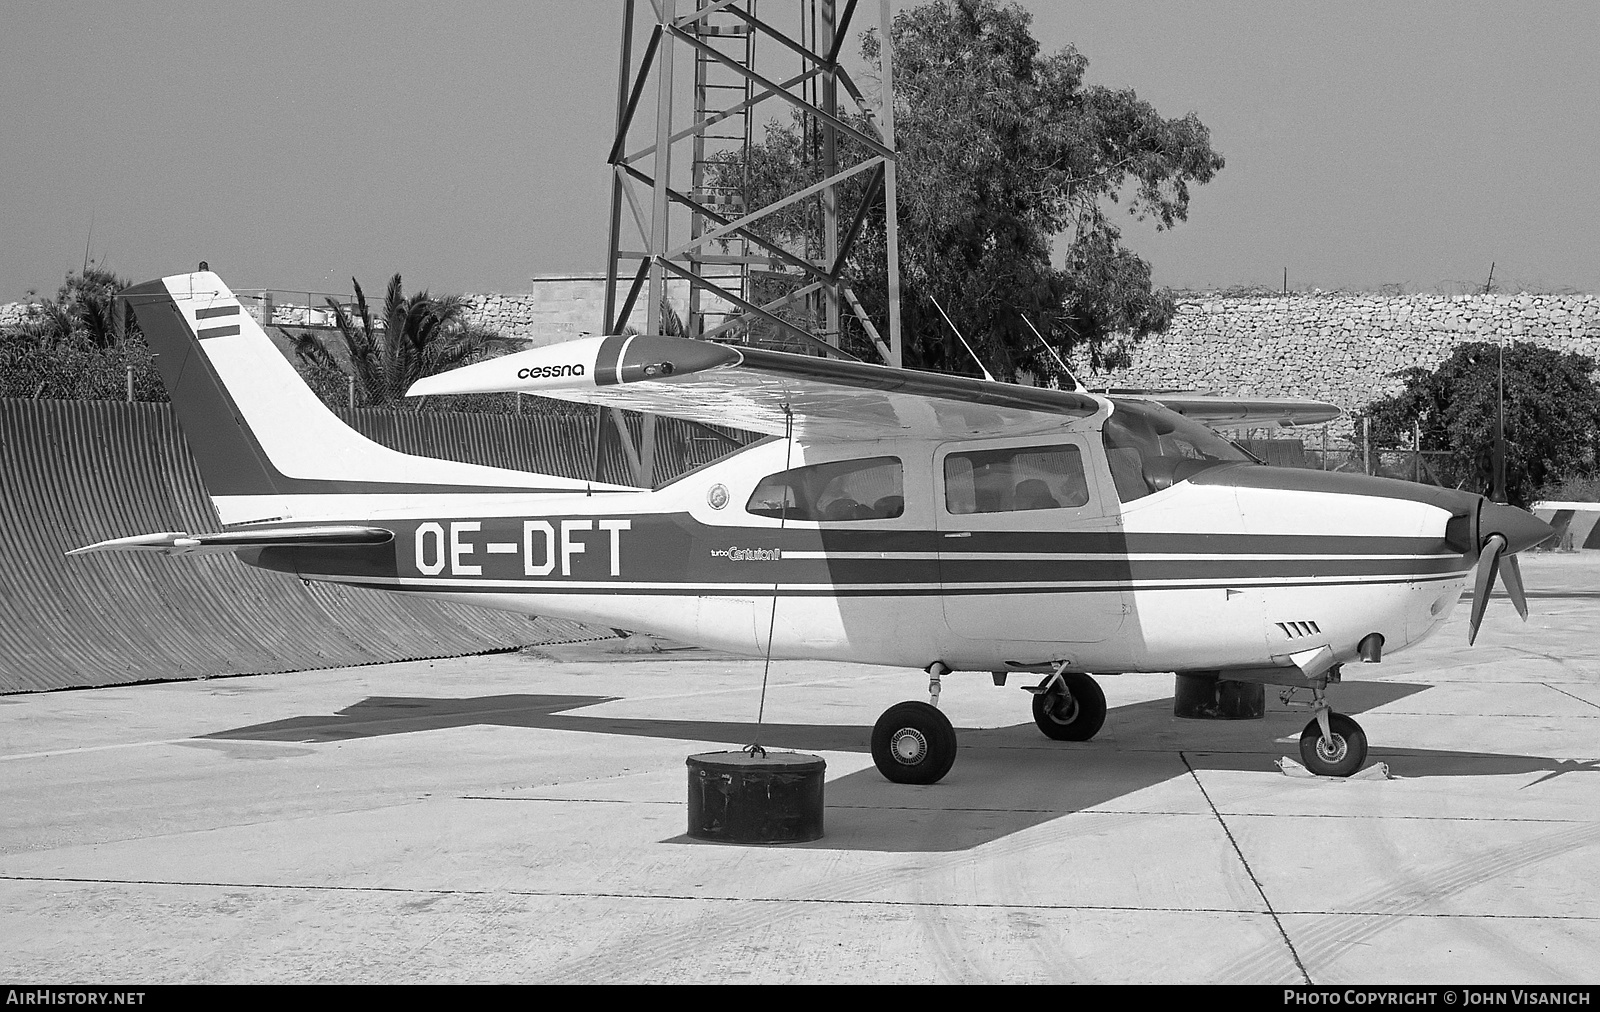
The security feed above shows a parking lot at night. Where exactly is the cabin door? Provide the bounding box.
[935,435,1128,643]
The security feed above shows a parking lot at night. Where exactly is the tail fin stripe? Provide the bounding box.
[194,305,240,320]
[197,325,241,339]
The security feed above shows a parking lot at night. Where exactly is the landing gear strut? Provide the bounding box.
[1027,668,1107,742]
[1287,679,1369,777]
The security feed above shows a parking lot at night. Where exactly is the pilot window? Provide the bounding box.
[745,456,905,522]
[1101,400,1250,502]
[943,444,1089,515]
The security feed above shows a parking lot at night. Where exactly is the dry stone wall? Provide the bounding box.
[1079,292,1600,440]
[7,282,1595,443]
[463,275,732,347]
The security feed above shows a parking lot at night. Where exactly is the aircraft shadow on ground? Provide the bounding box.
[203,681,1597,853]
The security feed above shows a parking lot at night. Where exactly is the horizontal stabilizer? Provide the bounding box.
[68,525,394,557]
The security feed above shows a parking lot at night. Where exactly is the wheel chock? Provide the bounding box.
[1276,756,1392,780]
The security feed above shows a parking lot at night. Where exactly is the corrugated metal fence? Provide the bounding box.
[0,400,734,693]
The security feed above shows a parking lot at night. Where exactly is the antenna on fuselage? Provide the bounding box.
[1020,314,1087,393]
[927,295,996,382]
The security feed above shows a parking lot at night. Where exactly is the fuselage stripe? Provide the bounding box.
[316,572,1466,596]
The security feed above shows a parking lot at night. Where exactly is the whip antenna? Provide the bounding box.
[928,296,995,382]
[1021,314,1086,392]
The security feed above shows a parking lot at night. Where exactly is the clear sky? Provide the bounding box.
[3,0,1597,303]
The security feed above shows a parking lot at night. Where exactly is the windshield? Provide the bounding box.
[1101,399,1249,502]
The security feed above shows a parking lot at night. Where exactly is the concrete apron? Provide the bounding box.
[1,553,1597,983]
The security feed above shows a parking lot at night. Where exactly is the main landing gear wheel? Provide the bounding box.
[871,701,958,785]
[1298,713,1368,777]
[1032,671,1107,742]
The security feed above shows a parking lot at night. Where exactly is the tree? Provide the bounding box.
[294,274,517,408]
[0,263,165,401]
[708,0,1223,380]
[1360,342,1600,508]
[5,262,142,350]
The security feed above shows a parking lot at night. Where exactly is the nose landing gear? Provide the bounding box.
[1284,680,1369,777]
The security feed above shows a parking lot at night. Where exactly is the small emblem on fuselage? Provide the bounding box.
[707,483,729,510]
[709,546,782,561]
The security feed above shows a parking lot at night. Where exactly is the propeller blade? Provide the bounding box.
[1501,551,1529,621]
[1468,533,1506,646]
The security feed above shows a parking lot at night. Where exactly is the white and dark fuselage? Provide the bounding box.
[249,431,1475,680]
[103,269,1530,689]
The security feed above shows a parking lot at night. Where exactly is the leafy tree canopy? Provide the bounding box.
[711,0,1223,380]
[3,262,142,350]
[1361,341,1600,508]
[295,274,517,408]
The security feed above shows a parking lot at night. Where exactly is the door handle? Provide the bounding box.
[943,532,972,538]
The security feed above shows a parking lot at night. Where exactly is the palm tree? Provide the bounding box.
[299,274,516,408]
[5,264,135,350]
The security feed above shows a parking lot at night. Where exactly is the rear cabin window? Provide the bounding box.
[745,456,905,522]
[943,445,1089,515]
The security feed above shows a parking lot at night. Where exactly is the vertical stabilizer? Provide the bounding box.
[124,271,631,524]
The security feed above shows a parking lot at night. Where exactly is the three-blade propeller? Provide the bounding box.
[1466,499,1552,645]
[1465,350,1552,645]
[1468,533,1529,645]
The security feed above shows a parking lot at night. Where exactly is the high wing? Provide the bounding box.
[1138,394,1340,428]
[409,335,1103,440]
[68,525,394,557]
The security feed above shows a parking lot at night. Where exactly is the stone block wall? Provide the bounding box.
[8,281,1595,445]
[1078,292,1600,440]
[464,274,733,347]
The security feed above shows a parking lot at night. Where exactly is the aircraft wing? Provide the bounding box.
[1140,394,1340,428]
[68,525,394,557]
[408,335,1102,440]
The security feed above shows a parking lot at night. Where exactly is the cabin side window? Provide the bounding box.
[943,444,1089,515]
[745,456,905,521]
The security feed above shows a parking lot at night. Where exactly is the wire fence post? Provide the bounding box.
[1413,419,1422,482]
[125,364,133,403]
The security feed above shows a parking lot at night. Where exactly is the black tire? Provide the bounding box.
[871,701,958,785]
[1298,713,1368,777]
[1031,671,1107,741]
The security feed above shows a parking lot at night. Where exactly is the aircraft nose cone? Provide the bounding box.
[1480,500,1555,554]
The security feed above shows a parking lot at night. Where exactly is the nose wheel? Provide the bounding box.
[1298,712,1368,777]
[870,701,958,785]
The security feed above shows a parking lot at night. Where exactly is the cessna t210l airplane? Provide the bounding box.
[76,271,1555,784]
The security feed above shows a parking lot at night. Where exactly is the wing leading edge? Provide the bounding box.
[408,334,1103,440]
[1142,394,1340,428]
